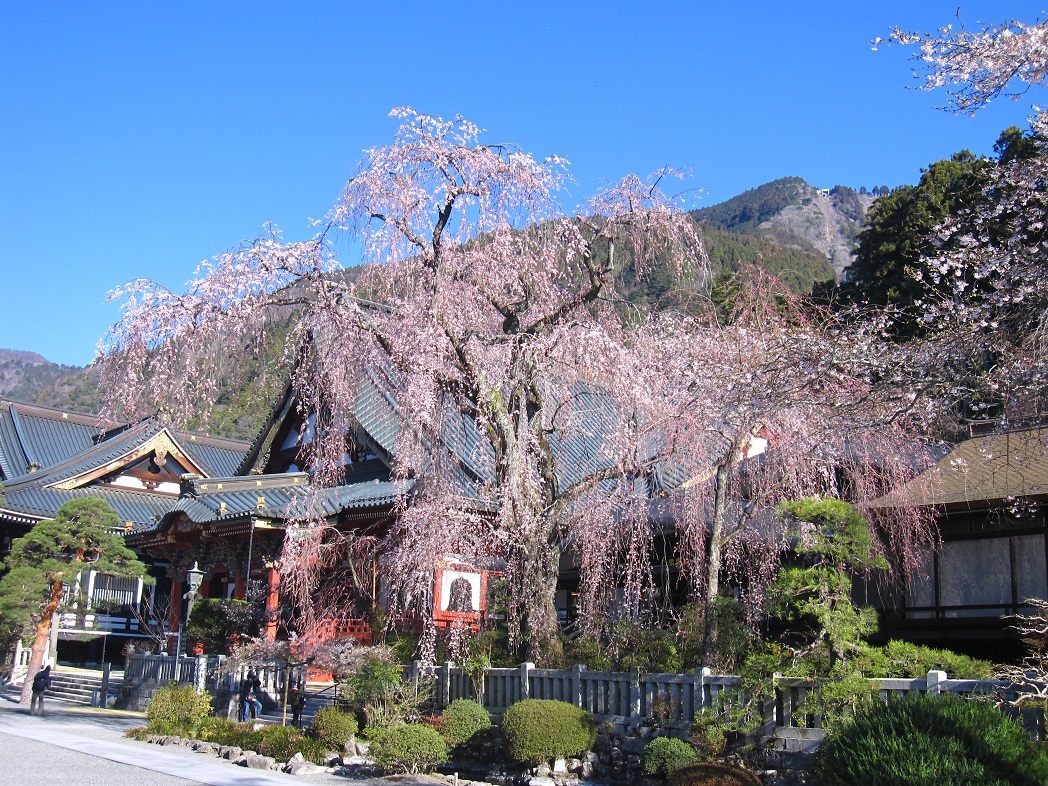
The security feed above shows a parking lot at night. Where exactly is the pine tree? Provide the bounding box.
[0,498,150,705]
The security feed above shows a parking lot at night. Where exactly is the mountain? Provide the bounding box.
[692,177,876,279]
[0,349,103,415]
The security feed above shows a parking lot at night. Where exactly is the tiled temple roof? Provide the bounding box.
[872,427,1048,508]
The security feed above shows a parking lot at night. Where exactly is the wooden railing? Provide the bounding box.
[121,654,1044,741]
[406,662,1045,740]
[122,653,309,717]
[123,653,226,690]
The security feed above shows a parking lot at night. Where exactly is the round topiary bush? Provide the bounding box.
[368,722,449,774]
[643,737,700,776]
[816,693,1048,786]
[441,698,492,747]
[669,762,762,786]
[501,699,597,764]
[145,684,213,734]
[310,706,359,751]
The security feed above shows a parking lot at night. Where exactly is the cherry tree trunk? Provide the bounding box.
[515,541,563,664]
[20,580,63,706]
[700,462,731,665]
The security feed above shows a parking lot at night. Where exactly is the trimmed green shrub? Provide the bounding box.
[368,722,449,774]
[441,698,492,747]
[190,717,262,749]
[295,736,331,766]
[145,684,213,734]
[816,693,1048,786]
[222,725,264,751]
[501,699,597,764]
[669,762,762,786]
[643,737,699,776]
[310,706,359,751]
[256,725,323,763]
[195,716,242,743]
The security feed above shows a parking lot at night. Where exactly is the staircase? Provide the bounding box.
[254,686,338,727]
[2,668,120,708]
[48,670,121,706]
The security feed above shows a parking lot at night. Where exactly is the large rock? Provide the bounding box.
[623,737,647,755]
[528,778,556,786]
[569,759,594,779]
[219,745,242,760]
[289,760,325,776]
[244,754,277,770]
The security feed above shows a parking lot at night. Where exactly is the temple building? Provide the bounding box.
[871,425,1048,661]
[3,383,1046,666]
[0,400,249,662]
[0,374,501,665]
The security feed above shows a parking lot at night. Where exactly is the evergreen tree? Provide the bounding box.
[0,498,150,705]
[839,150,988,332]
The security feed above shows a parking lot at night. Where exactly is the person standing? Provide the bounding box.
[29,665,51,716]
[287,682,305,728]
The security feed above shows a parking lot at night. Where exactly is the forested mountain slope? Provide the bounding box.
[693,176,877,279]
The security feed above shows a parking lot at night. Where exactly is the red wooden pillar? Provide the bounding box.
[167,577,183,655]
[263,565,280,641]
[233,572,247,600]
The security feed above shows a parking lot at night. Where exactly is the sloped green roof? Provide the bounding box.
[148,462,406,533]
[0,399,250,531]
[0,485,174,533]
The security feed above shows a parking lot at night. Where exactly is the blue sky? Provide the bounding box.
[1,1,1044,366]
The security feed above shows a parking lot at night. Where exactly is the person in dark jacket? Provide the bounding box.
[30,665,51,716]
[287,682,306,728]
[240,671,262,720]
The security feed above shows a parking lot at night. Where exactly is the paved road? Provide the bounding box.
[0,697,320,785]
[0,694,443,786]
[0,731,198,786]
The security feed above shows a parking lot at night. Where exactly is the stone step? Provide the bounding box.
[250,693,337,726]
[25,671,120,707]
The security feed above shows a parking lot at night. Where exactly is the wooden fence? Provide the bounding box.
[124,654,226,692]
[406,662,1045,742]
[122,655,1044,743]
[123,653,308,716]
